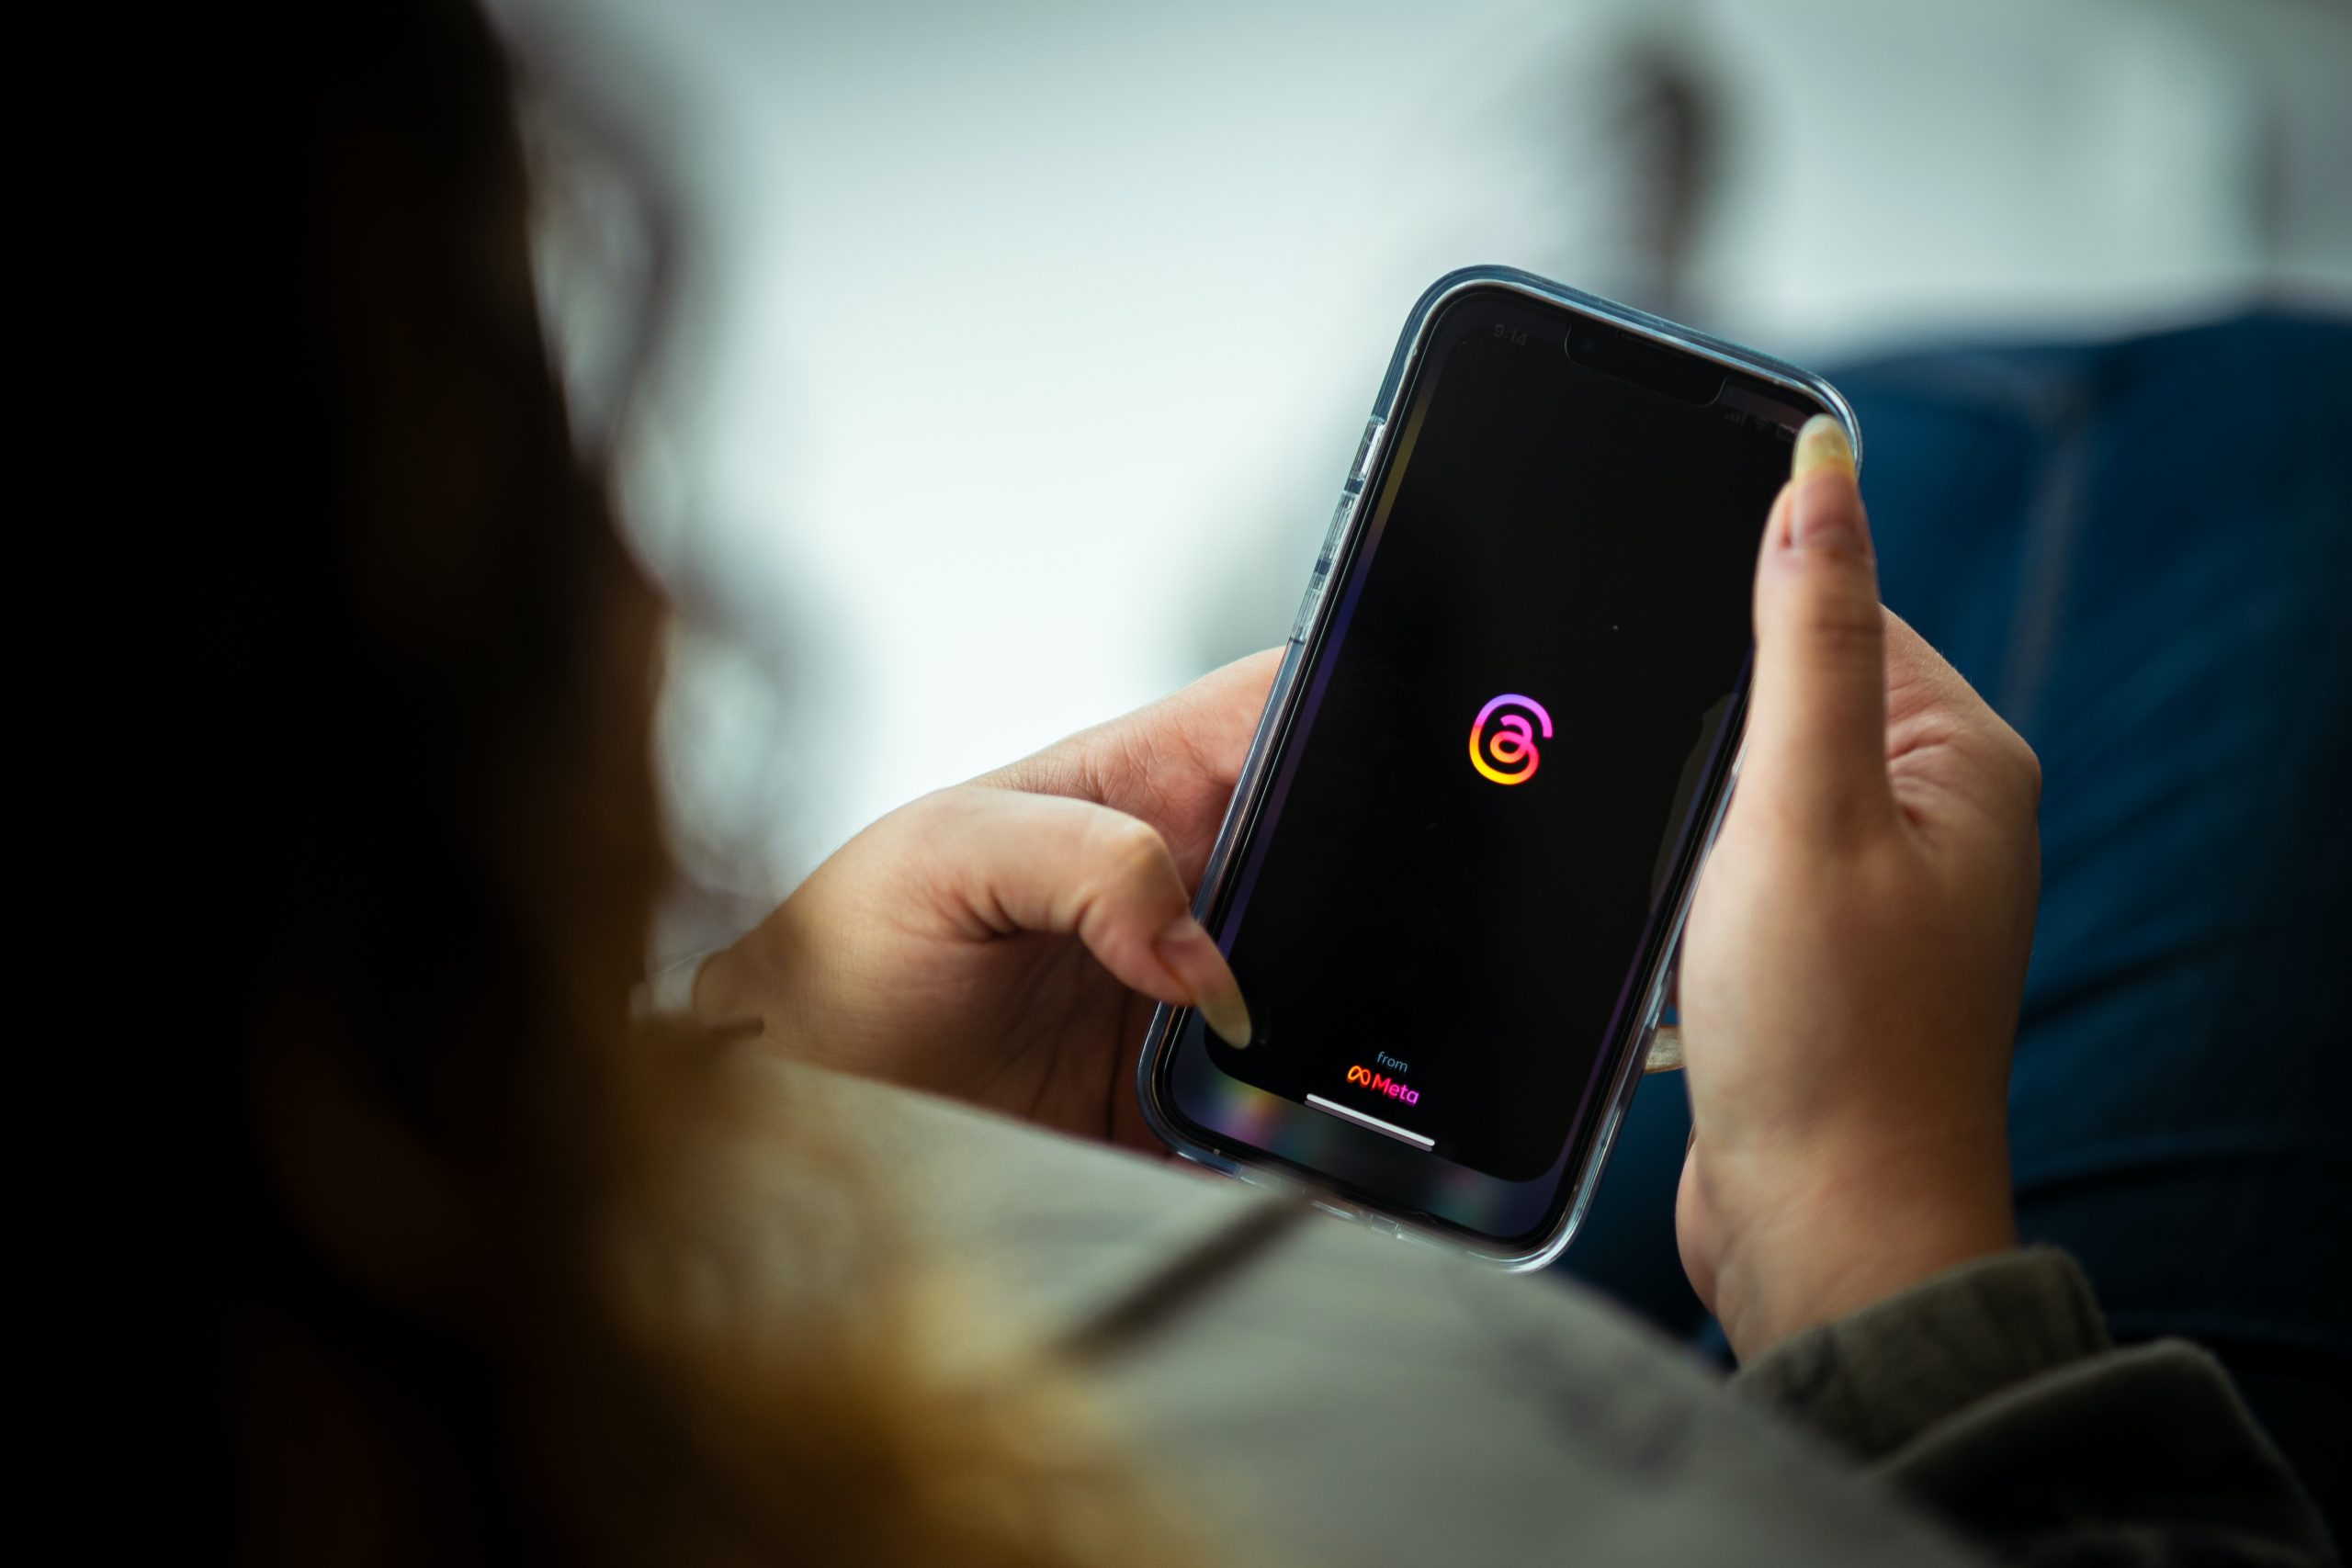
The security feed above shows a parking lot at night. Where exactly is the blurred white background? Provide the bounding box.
[489,0,2352,953]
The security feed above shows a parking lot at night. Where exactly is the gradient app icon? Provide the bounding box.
[1469,694,1552,785]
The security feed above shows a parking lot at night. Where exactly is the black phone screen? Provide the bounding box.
[1157,285,1824,1244]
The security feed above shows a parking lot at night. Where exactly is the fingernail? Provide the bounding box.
[1155,913,1253,1048]
[1785,414,1866,553]
[1792,413,1852,482]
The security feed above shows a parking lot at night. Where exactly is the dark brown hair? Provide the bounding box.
[76,4,1175,1562]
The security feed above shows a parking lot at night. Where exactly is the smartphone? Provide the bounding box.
[1136,267,1859,1269]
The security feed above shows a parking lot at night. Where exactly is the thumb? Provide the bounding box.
[918,786,1254,1047]
[1744,415,1894,842]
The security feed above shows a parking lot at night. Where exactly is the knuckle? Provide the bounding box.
[1091,814,1174,892]
[1794,591,1887,660]
[1977,716,2042,810]
[2012,735,2043,807]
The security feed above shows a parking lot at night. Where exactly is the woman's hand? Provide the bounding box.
[1677,417,2041,1360]
[693,653,1276,1150]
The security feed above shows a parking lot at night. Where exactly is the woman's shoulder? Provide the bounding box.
[783,1062,1975,1568]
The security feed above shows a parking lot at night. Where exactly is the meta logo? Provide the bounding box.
[1346,1064,1421,1106]
[1468,693,1552,785]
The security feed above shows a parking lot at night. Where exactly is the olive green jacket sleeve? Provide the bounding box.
[1734,1248,2337,1567]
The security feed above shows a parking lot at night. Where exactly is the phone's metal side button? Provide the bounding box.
[1290,490,1358,640]
[1346,415,1387,493]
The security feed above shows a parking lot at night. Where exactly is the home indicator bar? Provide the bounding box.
[1304,1093,1435,1151]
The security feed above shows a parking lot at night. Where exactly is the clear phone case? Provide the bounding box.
[1136,265,1861,1270]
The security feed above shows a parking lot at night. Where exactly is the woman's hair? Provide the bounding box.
[106,4,1176,1562]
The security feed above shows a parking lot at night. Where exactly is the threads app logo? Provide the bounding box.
[1468,694,1552,785]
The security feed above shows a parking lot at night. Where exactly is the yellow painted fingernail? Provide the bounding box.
[1792,414,1853,481]
[1155,914,1253,1048]
[1784,415,1868,553]
[1197,988,1253,1050]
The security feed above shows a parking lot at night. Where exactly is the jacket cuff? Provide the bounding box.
[1731,1247,2110,1461]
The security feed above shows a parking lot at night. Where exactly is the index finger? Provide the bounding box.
[972,649,1282,861]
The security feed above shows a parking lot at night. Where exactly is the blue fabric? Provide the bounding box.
[1557,314,2352,1524]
